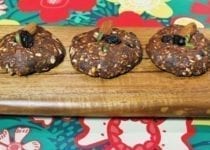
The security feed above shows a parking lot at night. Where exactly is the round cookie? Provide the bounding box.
[70,27,143,79]
[0,24,65,76]
[146,24,209,77]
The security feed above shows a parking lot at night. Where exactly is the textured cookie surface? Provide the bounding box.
[0,26,65,76]
[70,28,143,79]
[146,25,209,77]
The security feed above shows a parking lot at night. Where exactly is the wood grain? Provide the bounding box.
[0,26,210,117]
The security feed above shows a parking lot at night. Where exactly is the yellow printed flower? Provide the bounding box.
[108,0,173,18]
[0,19,20,25]
[192,119,210,126]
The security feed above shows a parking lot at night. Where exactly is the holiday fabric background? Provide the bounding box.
[0,0,210,150]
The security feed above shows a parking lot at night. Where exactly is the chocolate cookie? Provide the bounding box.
[70,26,142,79]
[146,23,209,76]
[0,23,65,76]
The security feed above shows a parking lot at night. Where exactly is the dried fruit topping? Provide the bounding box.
[161,35,173,43]
[19,30,34,48]
[94,20,113,42]
[15,23,37,48]
[99,20,113,35]
[173,35,186,46]
[179,23,197,37]
[161,34,186,46]
[104,35,121,44]
[161,23,197,48]
[23,23,37,35]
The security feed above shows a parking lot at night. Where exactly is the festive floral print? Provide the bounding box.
[0,0,206,27]
[107,119,161,150]
[0,19,20,25]
[0,127,40,150]
[0,0,7,16]
[191,1,210,23]
[18,0,96,22]
[97,11,163,27]
[107,0,173,19]
[75,118,109,148]
[75,118,194,150]
[0,1,209,150]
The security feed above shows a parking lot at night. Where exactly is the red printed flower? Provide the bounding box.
[97,11,163,27]
[107,119,161,150]
[191,1,210,23]
[75,118,194,150]
[18,0,96,22]
[0,127,40,150]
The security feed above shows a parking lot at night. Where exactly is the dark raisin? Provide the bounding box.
[104,35,121,44]
[20,30,34,48]
[173,35,186,46]
[161,35,173,43]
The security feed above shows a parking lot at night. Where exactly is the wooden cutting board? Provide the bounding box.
[0,26,210,117]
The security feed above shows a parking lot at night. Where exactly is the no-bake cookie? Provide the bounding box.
[0,23,65,76]
[146,23,210,76]
[70,21,143,79]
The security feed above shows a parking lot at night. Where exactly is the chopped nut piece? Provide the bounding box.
[24,23,37,35]
[35,53,42,57]
[72,59,77,63]
[93,32,99,39]
[179,23,197,37]
[99,20,113,35]
[91,67,96,73]
[50,56,56,64]
[196,54,202,60]
[97,64,101,69]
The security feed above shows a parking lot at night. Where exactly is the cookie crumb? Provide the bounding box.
[35,53,42,57]
[50,56,56,64]
[195,55,202,60]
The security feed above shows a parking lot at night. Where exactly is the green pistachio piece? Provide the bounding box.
[15,32,21,44]
[102,44,109,52]
[186,43,195,48]
[97,32,104,42]
[185,34,195,48]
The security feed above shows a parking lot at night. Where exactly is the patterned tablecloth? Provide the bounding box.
[0,0,210,149]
